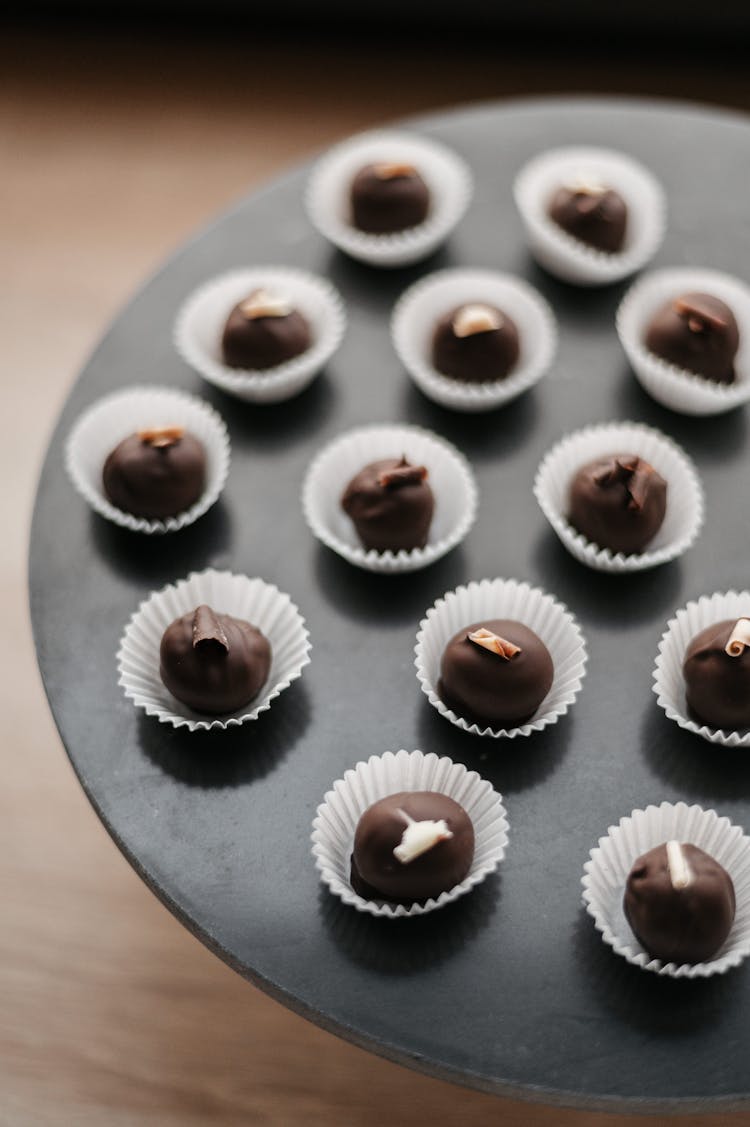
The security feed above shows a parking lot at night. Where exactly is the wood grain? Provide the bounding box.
[3,27,750,1125]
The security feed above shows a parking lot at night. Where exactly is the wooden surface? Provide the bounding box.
[4,26,750,1126]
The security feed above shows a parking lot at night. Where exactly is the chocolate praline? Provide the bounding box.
[221,288,311,370]
[683,617,750,730]
[159,604,272,715]
[547,182,628,253]
[350,161,430,234]
[102,425,206,519]
[568,453,667,555]
[431,302,520,383]
[438,619,554,728]
[350,791,474,903]
[644,292,740,385]
[341,456,434,553]
[623,840,735,964]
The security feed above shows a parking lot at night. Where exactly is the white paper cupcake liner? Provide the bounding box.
[305,129,473,269]
[415,577,587,739]
[301,422,478,574]
[533,421,704,573]
[616,266,750,415]
[390,267,558,412]
[513,146,666,287]
[653,589,750,748]
[117,568,311,731]
[64,385,231,534]
[311,748,509,918]
[582,801,750,978]
[173,266,346,404]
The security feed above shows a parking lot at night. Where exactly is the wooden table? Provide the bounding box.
[5,26,750,1125]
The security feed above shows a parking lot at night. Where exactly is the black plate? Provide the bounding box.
[29,96,750,1113]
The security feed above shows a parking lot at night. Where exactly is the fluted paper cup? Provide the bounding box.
[311,748,509,918]
[64,385,230,534]
[533,421,704,573]
[301,422,478,573]
[173,266,346,403]
[616,266,750,415]
[653,589,750,748]
[415,577,587,739]
[582,801,750,977]
[513,146,666,287]
[391,267,557,412]
[305,129,473,269]
[117,569,311,731]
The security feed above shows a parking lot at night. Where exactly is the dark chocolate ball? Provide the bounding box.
[547,183,628,253]
[683,617,750,730]
[341,456,434,553]
[438,619,554,728]
[644,292,740,385]
[102,426,206,519]
[623,841,735,964]
[431,302,520,383]
[350,791,474,903]
[568,453,667,555]
[159,604,272,715]
[221,289,311,370]
[350,161,430,234]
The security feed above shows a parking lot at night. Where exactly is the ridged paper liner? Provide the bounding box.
[582,801,750,977]
[533,421,704,573]
[173,266,346,404]
[513,145,666,287]
[117,568,311,731]
[311,749,509,918]
[301,422,478,574]
[391,267,558,413]
[653,589,750,748]
[414,578,587,739]
[305,129,473,269]
[616,266,750,416]
[64,385,231,534]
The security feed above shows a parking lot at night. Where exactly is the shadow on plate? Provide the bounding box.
[199,370,336,450]
[641,703,750,802]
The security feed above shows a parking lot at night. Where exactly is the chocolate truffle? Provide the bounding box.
[644,292,740,385]
[431,303,520,383]
[350,791,474,903]
[341,456,434,553]
[159,604,271,715]
[547,180,627,253]
[623,840,735,964]
[438,620,554,728]
[350,161,430,234]
[102,425,206,519]
[568,453,667,555]
[221,288,312,370]
[683,617,750,730]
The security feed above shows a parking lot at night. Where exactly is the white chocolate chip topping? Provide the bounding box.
[392,811,453,864]
[373,161,417,180]
[452,304,504,338]
[468,627,522,660]
[725,618,750,657]
[666,840,692,890]
[239,289,292,320]
[566,172,608,197]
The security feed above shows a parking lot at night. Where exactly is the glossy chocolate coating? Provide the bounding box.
[568,453,667,555]
[438,618,554,728]
[159,604,272,715]
[350,791,474,903]
[683,618,750,730]
[623,842,735,964]
[350,162,430,233]
[102,429,206,519]
[221,295,311,370]
[547,184,627,253]
[341,456,434,553]
[644,292,740,385]
[431,303,520,383]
